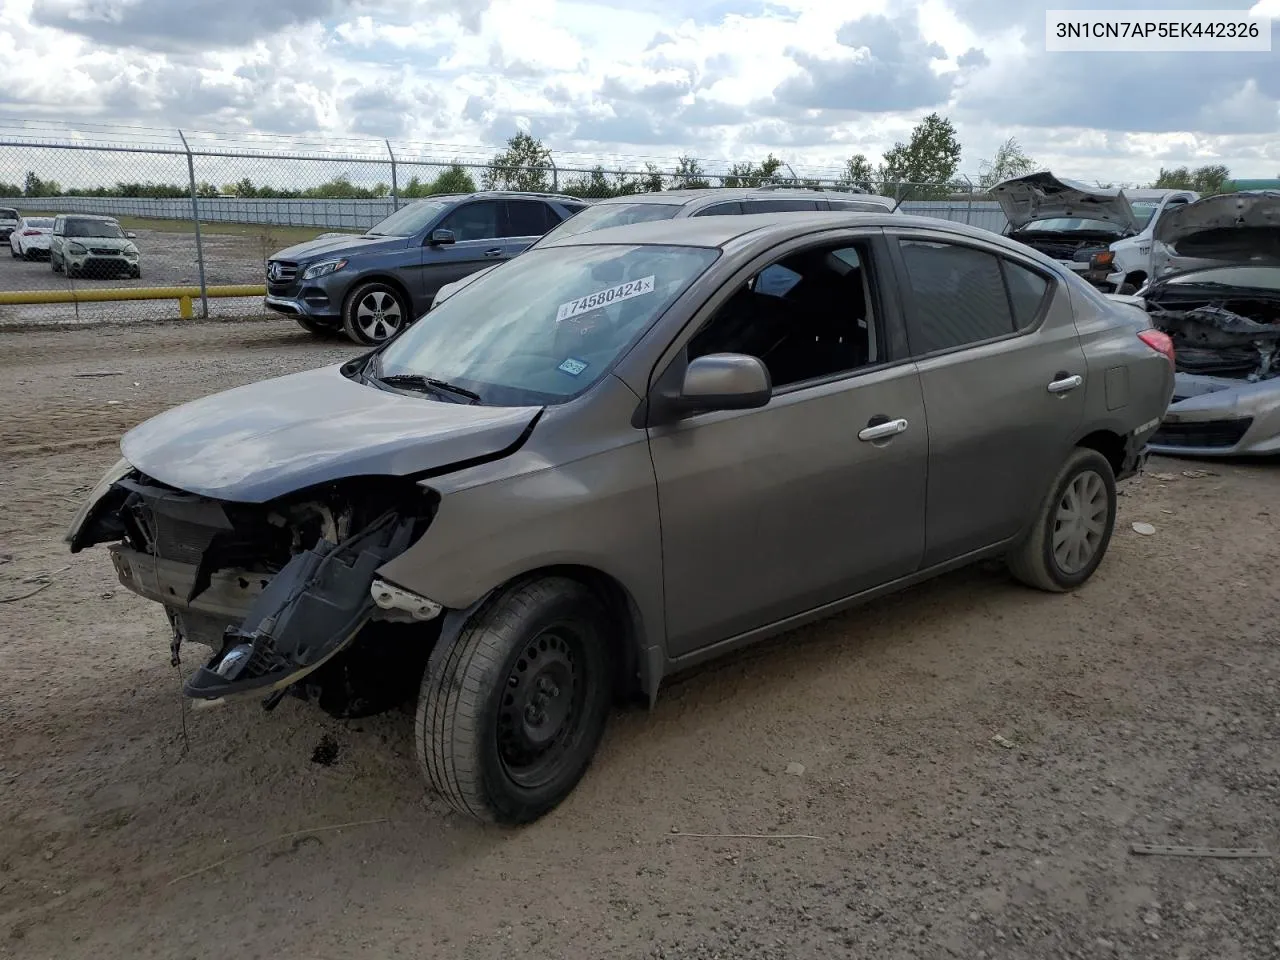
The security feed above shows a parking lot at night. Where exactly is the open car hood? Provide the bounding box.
[1153,190,1280,259]
[120,365,541,502]
[992,171,1139,232]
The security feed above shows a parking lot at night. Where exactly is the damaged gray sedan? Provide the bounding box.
[68,213,1174,824]
[1112,191,1280,456]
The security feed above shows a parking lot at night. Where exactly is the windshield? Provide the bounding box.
[376,243,718,405]
[1019,217,1127,234]
[0,208,17,219]
[66,219,124,238]
[1130,201,1161,229]
[367,199,451,237]
[530,202,680,247]
[1162,265,1280,292]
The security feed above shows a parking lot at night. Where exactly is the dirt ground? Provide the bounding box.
[1,319,1277,960]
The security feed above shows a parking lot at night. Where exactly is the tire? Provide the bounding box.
[129,267,140,280]
[1007,447,1117,593]
[416,577,614,824]
[9,243,15,259]
[295,316,340,337]
[342,281,409,346]
[66,263,79,279]
[51,253,62,273]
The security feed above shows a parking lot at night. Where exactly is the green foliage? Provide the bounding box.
[24,172,61,197]
[878,113,963,200]
[673,155,711,189]
[1153,164,1231,195]
[484,132,554,192]
[402,164,479,198]
[723,154,784,188]
[977,137,1037,190]
[0,180,22,197]
[839,153,877,192]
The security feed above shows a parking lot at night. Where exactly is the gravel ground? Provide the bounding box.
[1,320,1278,960]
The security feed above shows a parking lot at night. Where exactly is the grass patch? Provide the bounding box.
[21,211,359,246]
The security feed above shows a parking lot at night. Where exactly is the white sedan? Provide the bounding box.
[9,216,55,260]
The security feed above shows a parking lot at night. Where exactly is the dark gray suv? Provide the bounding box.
[264,192,589,344]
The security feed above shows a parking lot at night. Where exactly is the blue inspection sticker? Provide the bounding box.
[558,357,589,377]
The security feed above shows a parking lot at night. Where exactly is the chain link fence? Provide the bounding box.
[0,124,1011,327]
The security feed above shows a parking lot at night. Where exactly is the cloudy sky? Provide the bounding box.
[2,0,1279,183]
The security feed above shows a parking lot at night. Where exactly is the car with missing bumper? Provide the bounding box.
[263,191,590,345]
[1107,191,1280,457]
[9,216,55,259]
[68,212,1174,824]
[428,185,900,309]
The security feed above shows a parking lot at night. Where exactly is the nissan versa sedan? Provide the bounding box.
[67,213,1174,824]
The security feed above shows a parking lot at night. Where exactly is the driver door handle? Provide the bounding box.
[1047,373,1083,394]
[858,418,909,442]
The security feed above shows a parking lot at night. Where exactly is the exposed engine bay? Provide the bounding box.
[1006,229,1120,266]
[1145,291,1280,382]
[70,469,439,716]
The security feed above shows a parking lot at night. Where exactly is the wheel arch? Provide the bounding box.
[428,563,658,707]
[343,272,416,318]
[1075,428,1127,478]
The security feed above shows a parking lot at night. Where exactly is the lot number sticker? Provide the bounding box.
[556,275,655,322]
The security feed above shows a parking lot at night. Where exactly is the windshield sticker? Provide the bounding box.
[556,275,656,323]
[558,357,589,377]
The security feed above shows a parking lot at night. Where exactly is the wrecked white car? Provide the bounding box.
[992,172,1141,286]
[1110,193,1280,456]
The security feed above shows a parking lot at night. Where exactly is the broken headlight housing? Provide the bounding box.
[64,457,133,546]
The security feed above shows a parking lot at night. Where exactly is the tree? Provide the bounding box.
[485,132,553,192]
[0,181,21,197]
[24,171,60,197]
[1190,164,1230,194]
[878,113,963,199]
[563,166,617,199]
[839,153,876,191]
[673,155,711,189]
[977,136,1036,190]
[723,154,784,188]
[429,164,478,195]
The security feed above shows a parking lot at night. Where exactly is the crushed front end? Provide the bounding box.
[68,463,440,714]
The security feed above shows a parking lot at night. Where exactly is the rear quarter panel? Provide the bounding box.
[1067,279,1175,442]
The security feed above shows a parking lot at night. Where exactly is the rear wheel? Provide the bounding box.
[416,577,614,824]
[342,281,408,346]
[1007,447,1117,592]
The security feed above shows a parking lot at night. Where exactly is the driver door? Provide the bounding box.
[420,200,507,298]
[646,234,928,659]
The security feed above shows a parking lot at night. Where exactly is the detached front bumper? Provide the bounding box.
[1149,373,1280,457]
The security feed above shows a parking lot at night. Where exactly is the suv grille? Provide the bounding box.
[90,247,120,256]
[1151,418,1253,449]
[267,260,298,283]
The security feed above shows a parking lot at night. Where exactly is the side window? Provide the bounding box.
[53,216,64,235]
[740,198,821,213]
[1001,260,1051,331]
[827,199,892,213]
[897,239,1014,354]
[440,201,501,242]
[688,242,880,389]
[505,200,552,237]
[691,201,743,217]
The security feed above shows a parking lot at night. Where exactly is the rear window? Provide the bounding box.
[25,217,53,227]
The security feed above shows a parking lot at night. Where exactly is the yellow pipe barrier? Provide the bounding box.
[0,284,265,307]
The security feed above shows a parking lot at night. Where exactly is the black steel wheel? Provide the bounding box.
[416,577,614,824]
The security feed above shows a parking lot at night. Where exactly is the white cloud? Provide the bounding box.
[2,0,1279,185]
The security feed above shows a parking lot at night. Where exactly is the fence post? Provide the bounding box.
[386,140,399,211]
[963,175,974,227]
[548,153,558,192]
[177,129,210,320]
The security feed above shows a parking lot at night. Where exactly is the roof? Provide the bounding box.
[61,213,120,221]
[539,210,1004,251]
[412,191,588,204]
[590,187,894,208]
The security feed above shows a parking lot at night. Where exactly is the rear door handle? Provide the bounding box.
[858,418,909,442]
[1047,374,1084,394]
[483,247,504,257]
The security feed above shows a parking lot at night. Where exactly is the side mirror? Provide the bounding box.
[428,228,455,246]
[644,353,772,426]
[126,232,137,239]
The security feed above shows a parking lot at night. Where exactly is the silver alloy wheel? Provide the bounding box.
[355,289,404,342]
[1052,469,1108,575]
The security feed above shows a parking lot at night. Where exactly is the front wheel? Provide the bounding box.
[415,578,614,824]
[342,281,409,346]
[51,254,63,273]
[1007,447,1117,592]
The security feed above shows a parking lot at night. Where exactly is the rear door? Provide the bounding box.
[420,199,506,297]
[886,230,1088,566]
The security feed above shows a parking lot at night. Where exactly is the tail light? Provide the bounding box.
[22,229,41,236]
[1138,329,1175,369]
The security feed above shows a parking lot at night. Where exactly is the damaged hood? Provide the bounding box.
[120,365,541,502]
[1153,190,1280,260]
[992,171,1139,232]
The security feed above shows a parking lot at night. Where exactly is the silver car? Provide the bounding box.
[50,214,141,279]
[67,212,1173,824]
